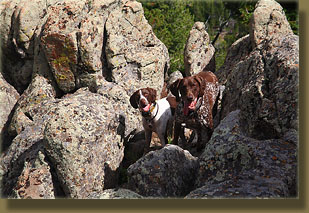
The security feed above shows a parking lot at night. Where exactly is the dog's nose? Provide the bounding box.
[140,99,147,107]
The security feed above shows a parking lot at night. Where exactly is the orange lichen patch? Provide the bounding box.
[41,33,77,92]
[15,166,53,199]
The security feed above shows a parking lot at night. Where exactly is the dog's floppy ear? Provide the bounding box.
[147,88,157,103]
[169,79,182,102]
[130,90,140,108]
[195,76,206,97]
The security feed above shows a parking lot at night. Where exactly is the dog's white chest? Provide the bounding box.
[142,98,172,130]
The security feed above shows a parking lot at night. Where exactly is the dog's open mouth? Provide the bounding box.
[142,104,151,112]
[183,98,197,116]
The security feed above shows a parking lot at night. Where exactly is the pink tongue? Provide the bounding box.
[183,98,197,116]
[143,104,151,112]
[188,99,197,109]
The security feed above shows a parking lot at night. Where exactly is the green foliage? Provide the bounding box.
[139,0,298,73]
[286,12,299,35]
[141,0,195,74]
[237,1,255,30]
[189,0,248,70]
[282,2,299,35]
[167,136,173,144]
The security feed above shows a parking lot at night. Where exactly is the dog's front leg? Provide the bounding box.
[157,129,167,147]
[172,122,181,145]
[156,121,168,147]
[196,130,203,151]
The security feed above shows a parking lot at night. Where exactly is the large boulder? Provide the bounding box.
[11,151,55,199]
[44,89,125,198]
[250,0,294,48]
[40,0,118,93]
[1,119,48,197]
[105,0,169,92]
[8,75,56,137]
[195,110,297,198]
[37,0,169,95]
[127,145,199,197]
[184,22,215,76]
[1,88,126,198]
[215,0,298,140]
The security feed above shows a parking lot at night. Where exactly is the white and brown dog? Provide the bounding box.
[130,88,177,151]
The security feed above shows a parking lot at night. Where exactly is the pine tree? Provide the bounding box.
[141,0,195,74]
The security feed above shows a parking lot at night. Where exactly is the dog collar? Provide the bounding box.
[149,103,156,113]
[143,102,158,122]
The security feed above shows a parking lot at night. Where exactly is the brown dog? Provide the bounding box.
[170,71,219,151]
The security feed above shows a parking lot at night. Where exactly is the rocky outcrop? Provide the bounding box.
[44,89,125,198]
[250,0,294,49]
[184,22,215,76]
[0,0,169,198]
[1,88,128,198]
[0,0,298,199]
[131,0,297,199]
[190,0,298,198]
[1,0,169,138]
[194,110,297,198]
[215,0,298,140]
[127,145,199,197]
[105,0,169,92]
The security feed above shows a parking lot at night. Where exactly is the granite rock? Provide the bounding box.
[127,145,199,197]
[184,22,215,76]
